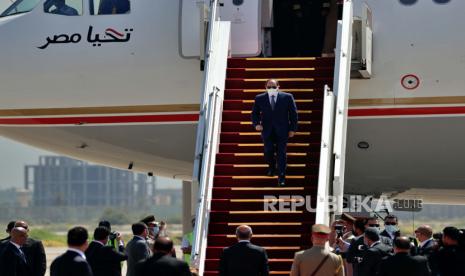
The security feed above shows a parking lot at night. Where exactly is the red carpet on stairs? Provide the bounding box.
[204,57,334,275]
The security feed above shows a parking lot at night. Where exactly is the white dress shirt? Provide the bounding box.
[67,248,86,260]
[268,91,278,105]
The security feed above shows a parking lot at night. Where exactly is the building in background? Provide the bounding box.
[25,156,156,208]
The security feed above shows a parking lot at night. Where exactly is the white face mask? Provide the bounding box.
[267,88,278,93]
[385,225,398,234]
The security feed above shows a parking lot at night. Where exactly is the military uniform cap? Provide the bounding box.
[312,224,331,235]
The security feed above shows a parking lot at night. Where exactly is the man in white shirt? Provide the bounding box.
[0,227,30,276]
[415,225,435,257]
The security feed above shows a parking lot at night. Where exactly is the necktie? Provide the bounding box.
[18,248,27,263]
[271,95,276,110]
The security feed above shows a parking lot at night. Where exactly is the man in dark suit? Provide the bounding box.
[345,218,367,276]
[50,226,93,276]
[358,227,392,276]
[15,220,47,276]
[0,221,16,244]
[414,225,435,258]
[125,222,151,276]
[219,225,269,276]
[86,226,128,276]
[0,227,30,276]
[430,226,465,276]
[136,237,191,276]
[378,236,431,276]
[252,79,298,186]
[380,215,401,243]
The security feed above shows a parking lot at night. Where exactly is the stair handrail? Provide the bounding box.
[332,0,354,215]
[191,0,231,273]
[316,85,336,225]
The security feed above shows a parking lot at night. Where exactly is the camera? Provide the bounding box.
[334,224,344,238]
[109,231,119,241]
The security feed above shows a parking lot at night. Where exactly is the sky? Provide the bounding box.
[0,137,181,190]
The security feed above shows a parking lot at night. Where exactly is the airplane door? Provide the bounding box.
[219,0,261,56]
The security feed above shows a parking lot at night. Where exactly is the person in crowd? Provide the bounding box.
[380,215,401,242]
[415,225,435,258]
[378,236,431,276]
[430,226,465,276]
[346,218,368,276]
[136,237,191,276]
[0,227,30,276]
[181,217,196,265]
[44,0,79,15]
[85,226,127,276]
[125,222,151,276]
[358,227,392,276]
[98,220,125,253]
[14,220,47,276]
[0,220,16,243]
[252,79,298,186]
[365,217,392,246]
[291,224,344,276]
[50,226,93,276]
[219,225,269,276]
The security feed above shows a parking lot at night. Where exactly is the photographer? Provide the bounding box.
[430,226,465,276]
[98,220,125,253]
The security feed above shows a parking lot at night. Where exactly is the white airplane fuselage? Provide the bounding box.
[1,0,465,202]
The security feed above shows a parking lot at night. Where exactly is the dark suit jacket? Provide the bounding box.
[23,238,47,276]
[417,239,435,257]
[136,252,191,276]
[85,241,127,276]
[0,242,30,276]
[430,245,465,276]
[219,241,269,276]
[346,235,366,275]
[378,252,431,276]
[0,236,46,276]
[358,242,393,276]
[50,250,93,276]
[252,92,298,139]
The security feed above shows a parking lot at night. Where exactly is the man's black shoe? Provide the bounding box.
[278,175,285,187]
[267,168,275,177]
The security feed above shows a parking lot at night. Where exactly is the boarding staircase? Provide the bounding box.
[202,57,334,275]
[192,1,354,275]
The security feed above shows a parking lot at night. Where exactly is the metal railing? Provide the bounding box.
[315,85,336,225]
[191,0,231,273]
[332,0,354,215]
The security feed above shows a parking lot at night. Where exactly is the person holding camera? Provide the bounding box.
[86,226,128,276]
[430,226,465,276]
[98,221,125,254]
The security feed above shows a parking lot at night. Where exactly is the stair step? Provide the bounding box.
[206,259,294,272]
[212,186,317,199]
[227,67,334,78]
[222,110,322,121]
[206,245,304,259]
[216,152,318,164]
[219,142,320,153]
[225,88,324,100]
[219,132,321,143]
[223,99,323,110]
[207,234,311,247]
[221,121,321,132]
[208,222,315,235]
[214,163,319,176]
[228,57,335,68]
[210,198,316,211]
[225,78,332,89]
[213,175,318,187]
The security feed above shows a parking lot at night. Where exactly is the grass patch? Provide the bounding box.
[28,229,67,247]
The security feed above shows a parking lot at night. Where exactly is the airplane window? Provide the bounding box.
[0,0,40,17]
[89,0,130,15]
[44,0,82,16]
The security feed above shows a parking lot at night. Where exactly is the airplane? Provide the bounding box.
[0,0,465,205]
